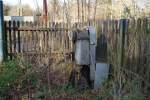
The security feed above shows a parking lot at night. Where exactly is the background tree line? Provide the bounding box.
[3,0,150,22]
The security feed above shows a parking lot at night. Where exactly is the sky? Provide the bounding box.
[2,0,148,9]
[136,0,148,8]
[3,0,43,10]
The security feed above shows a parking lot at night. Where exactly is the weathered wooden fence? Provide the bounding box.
[4,21,73,87]
[4,21,72,59]
[5,19,150,80]
[4,19,150,85]
[93,19,150,85]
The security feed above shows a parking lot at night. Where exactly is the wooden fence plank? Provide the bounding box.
[13,21,17,53]
[4,21,8,59]
[17,21,21,53]
[21,21,25,52]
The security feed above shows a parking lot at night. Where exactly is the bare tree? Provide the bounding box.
[48,0,61,21]
[88,0,91,22]
[63,0,71,24]
[77,0,80,22]
[93,0,98,21]
[3,4,11,16]
[81,0,84,22]
[7,4,33,16]
[22,4,33,16]
[84,0,87,22]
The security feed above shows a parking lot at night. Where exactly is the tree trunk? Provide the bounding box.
[88,0,91,25]
[93,0,98,21]
[77,0,80,22]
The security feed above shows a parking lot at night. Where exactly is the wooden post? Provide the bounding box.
[0,1,5,61]
[17,21,21,53]
[119,19,127,67]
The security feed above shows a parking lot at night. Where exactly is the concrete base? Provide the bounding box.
[94,63,110,89]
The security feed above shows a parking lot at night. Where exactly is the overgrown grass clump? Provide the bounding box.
[0,58,148,99]
[0,58,38,99]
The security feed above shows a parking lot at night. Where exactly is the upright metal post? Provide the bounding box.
[0,1,4,62]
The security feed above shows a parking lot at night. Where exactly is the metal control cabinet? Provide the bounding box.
[69,29,90,65]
